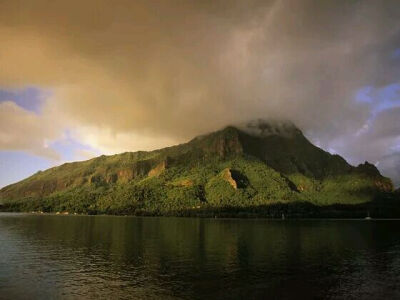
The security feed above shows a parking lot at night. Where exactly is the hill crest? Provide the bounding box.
[0,120,394,215]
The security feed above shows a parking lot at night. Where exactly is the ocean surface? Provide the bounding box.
[0,213,399,299]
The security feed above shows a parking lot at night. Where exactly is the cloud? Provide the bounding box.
[75,149,100,161]
[0,101,61,159]
[70,125,178,154]
[0,87,47,113]
[328,107,400,185]
[379,152,400,186]
[0,0,400,183]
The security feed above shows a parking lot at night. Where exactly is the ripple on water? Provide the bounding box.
[1,215,400,299]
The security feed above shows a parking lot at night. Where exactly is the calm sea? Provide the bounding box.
[0,213,399,299]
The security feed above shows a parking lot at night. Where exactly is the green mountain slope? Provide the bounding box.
[0,121,395,217]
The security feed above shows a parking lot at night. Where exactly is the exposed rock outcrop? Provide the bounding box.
[222,168,238,189]
[148,161,167,177]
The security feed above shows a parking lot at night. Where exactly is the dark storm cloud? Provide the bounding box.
[0,0,400,183]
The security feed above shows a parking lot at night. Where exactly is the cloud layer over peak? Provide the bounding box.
[0,0,400,184]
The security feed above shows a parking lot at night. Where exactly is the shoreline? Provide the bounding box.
[2,210,400,221]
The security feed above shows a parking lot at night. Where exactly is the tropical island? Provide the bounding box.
[1,120,399,218]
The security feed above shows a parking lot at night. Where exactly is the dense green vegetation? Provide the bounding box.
[1,121,398,217]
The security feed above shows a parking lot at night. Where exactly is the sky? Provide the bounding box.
[0,0,400,187]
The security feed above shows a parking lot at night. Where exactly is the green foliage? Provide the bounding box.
[0,123,396,217]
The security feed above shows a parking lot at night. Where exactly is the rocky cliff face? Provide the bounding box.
[0,154,165,199]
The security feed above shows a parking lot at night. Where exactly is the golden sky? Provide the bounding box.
[0,0,400,185]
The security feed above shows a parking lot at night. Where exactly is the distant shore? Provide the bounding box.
[2,200,400,219]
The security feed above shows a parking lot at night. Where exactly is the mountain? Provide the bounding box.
[0,120,396,217]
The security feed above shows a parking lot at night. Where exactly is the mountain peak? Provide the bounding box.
[189,125,243,157]
[0,118,394,215]
[355,161,382,177]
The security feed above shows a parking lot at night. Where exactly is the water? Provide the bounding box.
[0,214,400,299]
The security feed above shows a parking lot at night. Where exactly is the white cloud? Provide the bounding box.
[71,126,179,154]
[0,101,61,159]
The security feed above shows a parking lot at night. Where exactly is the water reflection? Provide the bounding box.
[0,214,399,299]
